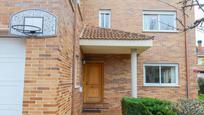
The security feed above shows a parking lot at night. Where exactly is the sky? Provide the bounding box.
[195,1,204,45]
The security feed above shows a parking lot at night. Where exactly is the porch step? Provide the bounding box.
[83,103,109,110]
[83,103,109,113]
[82,108,101,113]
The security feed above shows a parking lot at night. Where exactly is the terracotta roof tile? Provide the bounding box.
[80,26,154,40]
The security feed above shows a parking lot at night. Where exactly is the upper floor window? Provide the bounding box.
[144,64,178,86]
[99,10,111,28]
[198,58,204,65]
[143,11,176,32]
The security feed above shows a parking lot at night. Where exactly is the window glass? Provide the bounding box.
[145,66,160,83]
[105,13,110,28]
[101,13,105,28]
[143,11,176,31]
[160,14,175,30]
[161,66,176,83]
[144,14,158,30]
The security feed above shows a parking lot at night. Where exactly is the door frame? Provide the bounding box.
[83,61,104,104]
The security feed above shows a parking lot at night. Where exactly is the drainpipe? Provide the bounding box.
[71,2,77,114]
[183,6,189,98]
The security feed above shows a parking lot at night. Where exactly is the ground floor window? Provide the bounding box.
[144,64,178,86]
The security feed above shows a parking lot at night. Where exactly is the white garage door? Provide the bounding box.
[0,38,25,115]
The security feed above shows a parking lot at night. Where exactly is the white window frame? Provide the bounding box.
[143,63,179,86]
[143,11,177,32]
[99,10,111,28]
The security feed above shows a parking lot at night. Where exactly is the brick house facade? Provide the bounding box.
[0,0,198,115]
[0,0,83,115]
[78,0,197,113]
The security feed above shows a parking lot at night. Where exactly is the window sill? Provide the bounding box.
[99,26,111,29]
[142,30,179,33]
[197,64,204,66]
[143,84,180,88]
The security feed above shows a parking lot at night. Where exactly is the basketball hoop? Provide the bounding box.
[9,9,57,38]
[11,25,42,36]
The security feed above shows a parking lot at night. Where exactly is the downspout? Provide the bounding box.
[71,2,77,114]
[183,7,189,98]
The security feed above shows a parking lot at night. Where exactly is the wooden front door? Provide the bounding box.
[84,63,103,103]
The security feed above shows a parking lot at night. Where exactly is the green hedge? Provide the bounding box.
[121,97,176,115]
[198,77,204,94]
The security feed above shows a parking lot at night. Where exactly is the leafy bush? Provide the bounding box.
[121,97,176,115]
[198,77,204,94]
[173,98,204,115]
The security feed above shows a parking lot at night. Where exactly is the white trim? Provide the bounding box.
[143,63,179,86]
[99,10,111,28]
[144,83,179,87]
[143,11,176,15]
[198,55,204,57]
[142,30,178,33]
[142,11,177,32]
[80,39,153,47]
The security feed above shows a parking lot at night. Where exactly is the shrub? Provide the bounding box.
[198,94,204,101]
[173,98,204,115]
[198,77,204,94]
[121,97,176,115]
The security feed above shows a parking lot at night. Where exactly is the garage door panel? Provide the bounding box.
[0,105,22,115]
[0,81,23,86]
[0,96,23,105]
[0,58,24,62]
[0,38,25,57]
[0,83,24,105]
[0,38,25,115]
[0,62,25,80]
[0,111,21,115]
[0,93,23,104]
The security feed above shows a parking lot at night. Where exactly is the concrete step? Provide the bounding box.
[83,103,109,109]
[82,108,101,113]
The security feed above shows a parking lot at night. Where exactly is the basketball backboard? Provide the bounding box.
[9,9,57,37]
